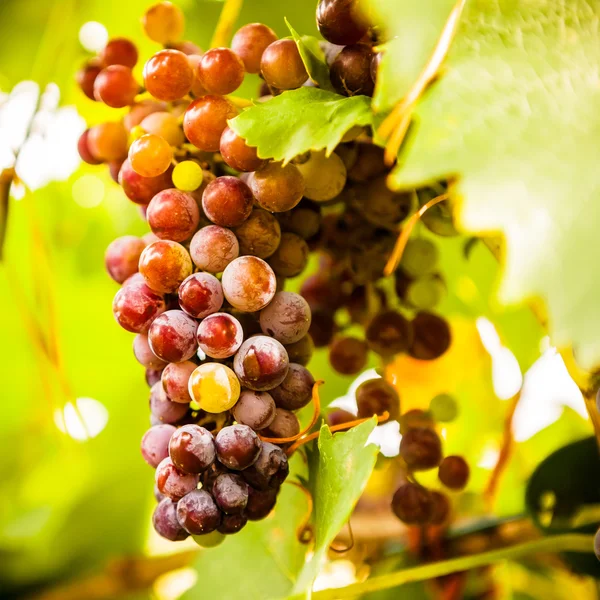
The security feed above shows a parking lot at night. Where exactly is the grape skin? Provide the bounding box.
[183,95,239,152]
[155,457,199,500]
[259,291,311,345]
[222,256,277,312]
[215,424,262,470]
[202,176,253,228]
[153,498,189,541]
[176,489,222,535]
[249,162,305,213]
[231,23,278,74]
[133,334,168,369]
[232,390,276,431]
[93,65,139,108]
[169,424,216,474]
[150,382,189,423]
[147,189,200,242]
[101,37,138,68]
[148,310,198,363]
[270,363,315,410]
[143,49,193,101]
[220,126,266,172]
[212,473,248,514]
[178,272,224,319]
[112,281,166,333]
[234,209,281,259]
[316,0,368,45]
[139,240,193,294]
[189,225,239,274]
[260,39,308,90]
[198,48,245,95]
[197,312,244,359]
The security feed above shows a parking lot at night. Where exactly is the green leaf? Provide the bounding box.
[370,0,600,369]
[229,88,373,164]
[286,19,335,92]
[293,418,379,593]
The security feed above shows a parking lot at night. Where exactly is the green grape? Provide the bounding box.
[173,160,204,191]
[295,150,347,202]
[419,189,458,237]
[193,531,226,547]
[406,275,446,310]
[400,238,439,277]
[429,393,458,423]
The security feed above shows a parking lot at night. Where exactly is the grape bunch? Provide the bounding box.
[77,0,466,544]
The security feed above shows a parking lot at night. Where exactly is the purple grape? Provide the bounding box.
[212,473,249,514]
[176,489,222,534]
[149,382,189,424]
[215,424,262,470]
[197,312,244,359]
[269,363,314,410]
[141,424,176,468]
[242,441,289,490]
[146,367,164,387]
[217,513,248,534]
[259,291,311,345]
[233,336,289,391]
[232,390,276,431]
[153,498,189,541]
[246,486,278,520]
[155,457,199,500]
[148,310,199,363]
[169,424,216,474]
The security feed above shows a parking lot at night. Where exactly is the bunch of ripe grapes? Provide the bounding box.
[76,0,468,545]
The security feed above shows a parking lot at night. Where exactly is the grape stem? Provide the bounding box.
[210,0,244,49]
[287,534,594,600]
[377,0,467,165]
[384,193,448,276]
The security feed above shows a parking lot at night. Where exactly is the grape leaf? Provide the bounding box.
[293,418,379,593]
[229,88,373,163]
[286,19,335,92]
[369,0,600,369]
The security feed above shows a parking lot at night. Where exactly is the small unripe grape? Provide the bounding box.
[173,161,204,191]
[144,49,193,101]
[188,363,240,413]
[129,134,173,178]
[197,47,245,95]
[438,456,470,490]
[295,150,347,202]
[193,530,225,547]
[143,2,185,45]
[429,393,458,423]
[400,427,443,471]
[261,39,307,90]
[231,23,278,74]
[406,275,446,310]
[400,238,439,277]
[141,111,185,146]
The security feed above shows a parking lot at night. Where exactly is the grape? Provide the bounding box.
[344,285,385,326]
[261,408,300,441]
[420,191,458,236]
[294,149,347,202]
[177,489,221,535]
[88,122,128,162]
[233,209,280,260]
[391,483,433,525]
[187,54,207,97]
[300,274,345,312]
[261,39,308,90]
[134,334,168,369]
[329,336,369,375]
[429,394,458,423]
[184,95,239,152]
[196,313,242,359]
[147,368,165,388]
[143,49,193,101]
[284,334,314,366]
[400,238,439,277]
[76,59,102,100]
[118,158,173,205]
[202,176,253,228]
[139,240,192,294]
[259,292,311,345]
[268,233,309,278]
[278,206,322,241]
[438,456,469,490]
[161,360,196,403]
[173,160,203,191]
[171,40,203,55]
[365,310,413,357]
[220,126,266,172]
[105,235,146,284]
[141,111,185,146]
[399,409,435,434]
[246,487,278,520]
[370,51,382,83]
[233,336,289,391]
[141,424,176,467]
[409,312,451,360]
[347,143,386,183]
[327,409,356,427]
[196,47,244,95]
[218,513,248,534]
[406,275,446,310]
[168,424,216,474]
[188,362,240,413]
[188,226,238,274]
[316,0,368,45]
[400,427,443,471]
[156,457,199,500]
[232,390,276,431]
[212,473,249,514]
[232,23,278,74]
[77,129,102,164]
[153,498,189,541]
[147,188,200,242]
[330,44,374,97]
[429,491,451,525]
[124,100,166,131]
[249,162,305,213]
[150,382,189,423]
[108,159,124,183]
[178,272,223,319]
[355,378,400,419]
[242,442,289,490]
[148,310,198,363]
[360,176,414,228]
[93,65,139,108]
[112,281,166,333]
[129,133,173,178]
[222,256,276,312]
[154,484,166,502]
[100,37,138,68]
[215,424,262,470]
[270,364,314,411]
[308,311,336,347]
[143,2,185,44]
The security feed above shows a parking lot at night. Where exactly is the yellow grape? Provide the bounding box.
[188,363,240,413]
[129,125,145,143]
[173,160,203,191]
[129,133,172,177]
[142,2,185,44]
[140,111,185,146]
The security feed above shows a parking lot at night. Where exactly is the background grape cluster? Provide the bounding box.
[76,0,469,546]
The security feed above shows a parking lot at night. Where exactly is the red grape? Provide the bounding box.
[139,240,192,294]
[212,473,248,514]
[155,457,199,500]
[176,489,221,535]
[112,281,166,333]
[105,235,146,284]
[118,158,173,205]
[400,428,443,471]
[215,424,262,470]
[100,37,138,68]
[391,482,433,525]
[197,312,244,359]
[232,390,276,431]
[133,333,168,369]
[438,456,469,490]
[148,309,198,363]
[76,58,102,100]
[246,487,278,520]
[233,335,289,391]
[88,122,128,162]
[259,291,311,344]
[261,39,308,90]
[143,49,193,101]
[202,176,253,228]
[189,225,239,273]
[270,363,314,410]
[328,336,368,375]
[197,48,244,95]
[178,272,223,318]
[249,162,305,212]
[183,95,238,152]
[231,23,278,74]
[169,424,216,473]
[234,209,281,259]
[150,382,189,423]
[161,360,196,403]
[268,233,310,278]
[129,133,172,178]
[143,2,185,44]
[316,0,368,45]
[242,442,288,490]
[220,126,266,172]
[77,129,102,164]
[93,65,139,107]
[147,188,200,242]
[153,497,189,540]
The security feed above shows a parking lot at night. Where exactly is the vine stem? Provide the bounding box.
[210,0,244,49]
[288,534,593,600]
